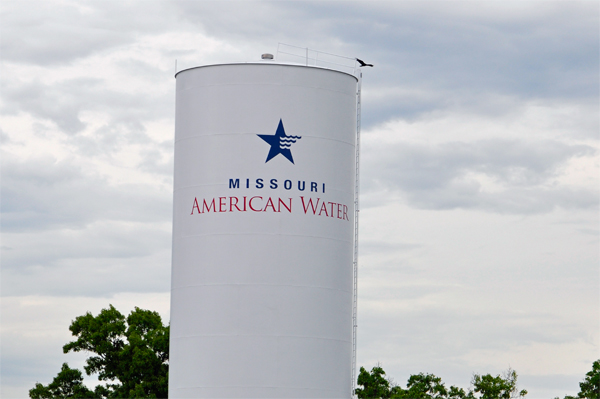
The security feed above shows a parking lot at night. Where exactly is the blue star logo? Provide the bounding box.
[257,119,302,164]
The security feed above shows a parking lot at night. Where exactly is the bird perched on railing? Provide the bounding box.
[356,58,374,67]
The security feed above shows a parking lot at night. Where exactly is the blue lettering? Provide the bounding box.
[230,178,325,192]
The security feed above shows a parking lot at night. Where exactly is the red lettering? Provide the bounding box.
[202,198,216,213]
[243,196,247,211]
[278,198,292,213]
[264,197,277,212]
[191,197,201,215]
[328,202,335,218]
[337,203,343,219]
[219,197,227,212]
[249,196,262,212]
[343,205,349,221]
[300,197,320,214]
[229,197,239,211]
[318,202,329,217]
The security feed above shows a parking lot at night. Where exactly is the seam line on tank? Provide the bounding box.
[175,233,353,243]
[178,82,357,96]
[171,283,352,293]
[173,386,345,391]
[172,334,352,343]
[174,134,356,146]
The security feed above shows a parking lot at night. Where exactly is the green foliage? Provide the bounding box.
[30,305,169,399]
[356,366,392,399]
[357,365,527,399]
[405,373,449,398]
[577,360,599,399]
[29,363,104,399]
[391,372,454,399]
[356,358,598,399]
[470,368,527,399]
[448,385,469,399]
[389,372,470,399]
[554,360,600,399]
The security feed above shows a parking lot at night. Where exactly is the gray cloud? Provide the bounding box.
[356,305,590,394]
[0,154,172,233]
[1,79,95,133]
[0,1,177,66]
[364,307,584,350]
[298,2,599,126]
[0,1,131,65]
[349,2,599,94]
[137,146,174,177]
[1,219,171,269]
[359,240,422,257]
[362,139,597,213]
[6,1,595,128]
[170,1,598,127]
[1,246,172,296]
[1,77,172,135]
[0,128,10,144]
[169,1,318,44]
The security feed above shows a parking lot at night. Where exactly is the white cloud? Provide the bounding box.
[360,100,599,214]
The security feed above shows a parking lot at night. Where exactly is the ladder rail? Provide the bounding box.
[351,72,362,398]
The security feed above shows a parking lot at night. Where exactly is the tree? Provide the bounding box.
[470,368,527,399]
[356,366,393,399]
[389,372,470,399]
[356,365,527,399]
[577,360,599,399]
[29,305,169,399]
[29,363,105,399]
[391,373,450,399]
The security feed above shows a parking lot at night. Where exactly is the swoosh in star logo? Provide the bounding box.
[257,119,301,164]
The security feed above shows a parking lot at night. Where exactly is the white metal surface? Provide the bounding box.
[170,62,358,398]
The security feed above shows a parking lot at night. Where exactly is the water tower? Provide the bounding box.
[169,45,362,398]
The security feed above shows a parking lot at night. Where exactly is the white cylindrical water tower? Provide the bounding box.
[169,59,358,398]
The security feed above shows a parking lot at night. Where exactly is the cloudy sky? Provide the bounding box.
[1,1,598,398]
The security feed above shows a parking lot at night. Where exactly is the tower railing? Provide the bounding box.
[276,43,360,77]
